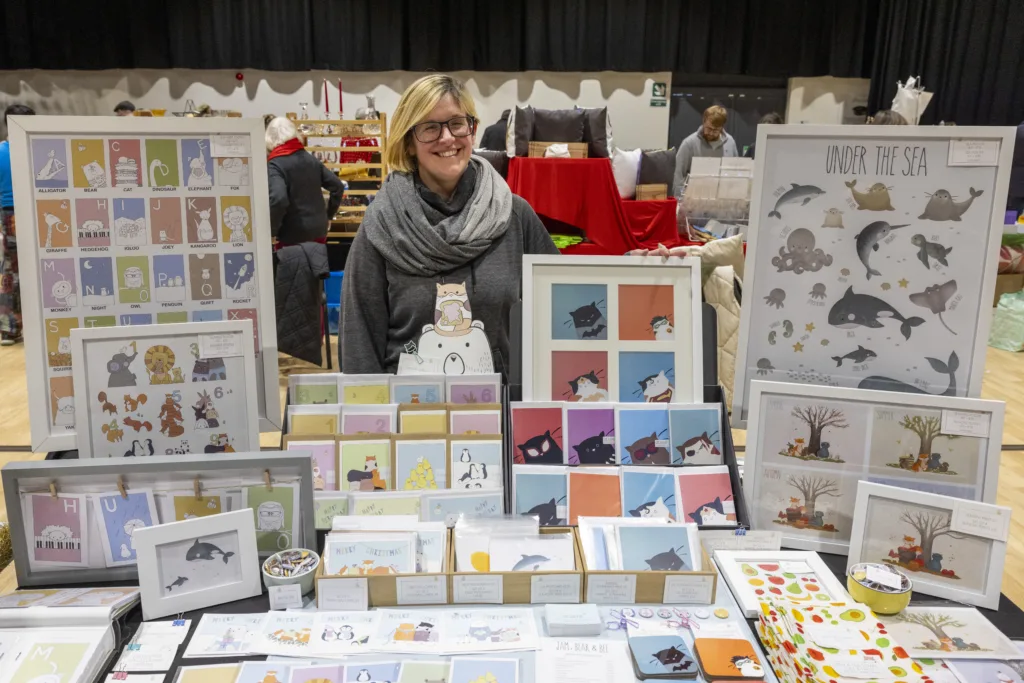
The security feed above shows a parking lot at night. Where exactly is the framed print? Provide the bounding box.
[7,115,282,452]
[70,320,259,458]
[878,606,1020,659]
[288,373,341,405]
[732,124,1016,425]
[715,550,850,618]
[133,508,261,620]
[510,401,566,465]
[848,482,1009,610]
[389,374,445,404]
[745,380,1002,553]
[522,255,703,403]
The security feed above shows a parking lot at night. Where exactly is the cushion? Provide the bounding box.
[532,108,585,143]
[506,105,535,157]
[638,148,677,187]
[474,150,509,178]
[578,106,611,158]
[611,148,642,199]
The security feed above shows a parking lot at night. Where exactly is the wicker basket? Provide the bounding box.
[636,183,668,200]
[528,141,589,158]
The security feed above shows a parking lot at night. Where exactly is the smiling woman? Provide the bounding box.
[341,74,559,376]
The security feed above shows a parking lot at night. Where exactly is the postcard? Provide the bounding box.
[397,660,450,683]
[174,664,241,683]
[568,468,622,524]
[344,663,401,682]
[287,664,344,683]
[450,409,502,435]
[446,608,540,653]
[489,533,576,572]
[373,609,445,652]
[313,492,349,530]
[511,402,565,465]
[513,465,568,526]
[25,492,89,567]
[394,438,448,490]
[399,409,448,435]
[341,375,391,405]
[182,613,266,658]
[310,611,378,656]
[340,404,397,435]
[615,405,671,465]
[621,467,679,521]
[338,438,391,492]
[677,466,737,526]
[420,489,503,525]
[450,438,502,490]
[323,532,417,576]
[448,658,520,683]
[254,611,316,656]
[668,404,723,465]
[283,438,337,491]
[235,661,293,683]
[348,491,422,517]
[616,523,701,571]
[390,375,445,404]
[564,405,616,465]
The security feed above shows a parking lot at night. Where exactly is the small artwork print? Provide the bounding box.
[227,308,260,352]
[152,254,187,302]
[172,493,223,521]
[669,405,723,465]
[224,252,257,298]
[622,468,677,520]
[511,405,564,465]
[36,198,73,249]
[186,196,218,243]
[32,138,69,189]
[392,381,443,404]
[108,139,143,187]
[343,383,390,405]
[551,283,608,340]
[449,658,520,683]
[156,530,242,596]
[617,407,670,465]
[397,661,449,683]
[216,157,250,186]
[552,350,609,402]
[189,253,222,301]
[565,406,616,465]
[759,467,851,538]
[27,492,88,565]
[49,375,76,427]
[513,468,568,526]
[568,470,622,524]
[399,410,447,435]
[182,138,214,188]
[116,255,151,304]
[193,310,223,323]
[619,351,675,403]
[448,381,500,405]
[342,410,393,434]
[869,408,982,484]
[221,196,253,243]
[617,524,696,571]
[735,561,839,603]
[84,315,116,328]
[120,313,153,325]
[290,412,338,435]
[112,197,148,246]
[678,467,737,526]
[450,410,501,435]
[880,606,1020,658]
[396,440,447,490]
[294,383,339,405]
[285,439,337,490]
[71,138,108,188]
[150,197,183,244]
[450,439,502,490]
[79,256,115,306]
[40,257,78,308]
[340,441,390,492]
[245,484,298,554]
[346,663,401,682]
[75,198,112,246]
[7,642,91,683]
[45,317,77,368]
[145,139,181,187]
[158,312,188,324]
[619,284,675,341]
[94,489,158,566]
[772,401,857,464]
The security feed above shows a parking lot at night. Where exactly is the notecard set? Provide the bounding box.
[577,517,701,572]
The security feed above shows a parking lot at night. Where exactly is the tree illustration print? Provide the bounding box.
[780,405,848,462]
[885,508,966,579]
[889,611,989,653]
[885,414,959,474]
[774,475,841,533]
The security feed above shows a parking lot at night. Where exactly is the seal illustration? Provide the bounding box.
[845,180,895,211]
[918,188,983,221]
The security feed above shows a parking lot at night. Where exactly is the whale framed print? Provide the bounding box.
[5,115,282,453]
[745,380,1003,554]
[522,255,703,404]
[732,124,1016,426]
[132,508,261,620]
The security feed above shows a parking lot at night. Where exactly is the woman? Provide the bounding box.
[869,110,908,125]
[341,74,558,375]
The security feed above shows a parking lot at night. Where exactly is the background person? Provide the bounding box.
[744,111,783,159]
[0,103,35,346]
[341,74,558,375]
[868,109,908,125]
[114,100,136,116]
[478,109,510,151]
[672,104,738,197]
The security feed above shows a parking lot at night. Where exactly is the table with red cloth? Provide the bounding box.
[506,157,685,254]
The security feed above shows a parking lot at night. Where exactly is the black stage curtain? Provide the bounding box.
[868,0,1024,125]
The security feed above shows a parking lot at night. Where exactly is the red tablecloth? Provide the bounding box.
[507,157,682,254]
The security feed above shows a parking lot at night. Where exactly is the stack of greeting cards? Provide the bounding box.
[329,516,448,574]
[452,516,576,573]
[578,517,701,572]
[0,625,115,683]
[0,587,139,627]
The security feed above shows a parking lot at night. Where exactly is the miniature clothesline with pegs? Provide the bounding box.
[264,469,273,492]
[49,481,57,499]
[194,476,202,501]
[117,476,128,499]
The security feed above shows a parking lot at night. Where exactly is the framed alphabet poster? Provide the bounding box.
[7,115,280,452]
[522,255,703,404]
[732,125,1016,426]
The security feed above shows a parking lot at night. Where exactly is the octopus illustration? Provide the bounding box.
[763,288,786,308]
[809,283,826,300]
[771,229,833,273]
[756,358,775,375]
[782,320,794,338]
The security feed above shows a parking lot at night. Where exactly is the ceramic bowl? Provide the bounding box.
[847,562,912,615]
[262,549,320,596]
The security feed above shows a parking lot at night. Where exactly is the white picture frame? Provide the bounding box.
[7,115,281,452]
[744,380,1002,554]
[714,549,850,618]
[132,508,261,620]
[732,124,1016,426]
[522,255,703,403]
[69,320,259,459]
[848,482,1009,610]
[878,606,1022,659]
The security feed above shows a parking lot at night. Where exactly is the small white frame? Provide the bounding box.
[715,549,850,618]
[732,124,1016,426]
[132,508,261,620]
[745,380,1003,554]
[848,482,1009,610]
[70,320,260,459]
[522,255,703,403]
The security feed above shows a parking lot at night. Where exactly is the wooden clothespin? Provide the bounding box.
[49,481,58,499]
[263,469,273,492]
[194,476,202,500]
[117,476,128,499]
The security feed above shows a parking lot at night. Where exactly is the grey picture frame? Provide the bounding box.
[3,451,315,587]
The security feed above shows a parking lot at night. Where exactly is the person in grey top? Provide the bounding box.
[340,74,558,376]
[672,105,738,197]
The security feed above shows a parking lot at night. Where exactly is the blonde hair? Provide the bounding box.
[703,105,728,127]
[265,116,298,152]
[385,74,478,174]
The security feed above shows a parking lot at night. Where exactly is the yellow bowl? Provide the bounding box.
[847,562,912,615]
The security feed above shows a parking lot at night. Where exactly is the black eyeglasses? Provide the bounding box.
[412,116,476,143]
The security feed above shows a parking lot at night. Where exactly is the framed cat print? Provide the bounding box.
[522,255,703,404]
[732,124,1016,426]
[744,380,1003,554]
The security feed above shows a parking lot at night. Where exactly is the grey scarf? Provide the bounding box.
[364,156,513,277]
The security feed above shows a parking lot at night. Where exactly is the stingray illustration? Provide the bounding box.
[525,495,566,526]
[645,545,690,571]
[858,351,959,396]
[909,280,958,335]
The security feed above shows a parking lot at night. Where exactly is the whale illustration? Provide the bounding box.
[855,221,909,279]
[185,538,235,564]
[828,286,924,340]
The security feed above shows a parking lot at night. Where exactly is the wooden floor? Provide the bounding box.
[1,342,1022,603]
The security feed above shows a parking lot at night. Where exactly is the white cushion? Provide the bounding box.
[611,148,642,199]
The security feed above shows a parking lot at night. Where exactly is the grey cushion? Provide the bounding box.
[638,148,677,186]
[578,106,610,158]
[532,108,586,143]
[508,105,535,157]
[474,150,509,178]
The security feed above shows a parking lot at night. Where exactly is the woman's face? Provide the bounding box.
[409,94,473,190]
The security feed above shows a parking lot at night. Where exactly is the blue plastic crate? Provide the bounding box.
[326,270,345,305]
[327,303,341,335]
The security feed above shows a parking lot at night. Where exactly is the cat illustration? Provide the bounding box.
[347,456,386,491]
[569,371,608,402]
[639,370,674,402]
[629,496,673,520]
[525,496,566,525]
[569,302,607,339]
[195,208,214,241]
[627,432,671,465]
[651,315,674,340]
[573,432,617,465]
[433,281,472,334]
[516,430,563,464]
[688,497,730,525]
[645,546,689,571]
[677,432,721,464]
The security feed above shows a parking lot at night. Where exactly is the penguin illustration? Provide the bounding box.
[355,669,371,682]
[460,448,471,463]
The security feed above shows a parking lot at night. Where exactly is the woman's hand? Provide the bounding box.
[626,243,689,259]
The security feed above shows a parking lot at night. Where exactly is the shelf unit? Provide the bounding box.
[299,115,388,237]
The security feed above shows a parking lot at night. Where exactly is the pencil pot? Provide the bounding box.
[263,549,321,596]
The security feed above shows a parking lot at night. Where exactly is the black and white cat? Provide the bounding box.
[568,301,607,340]
[572,432,616,465]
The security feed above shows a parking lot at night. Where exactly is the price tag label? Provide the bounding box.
[268,584,303,610]
[951,499,1011,542]
[702,530,782,553]
[940,409,991,438]
[865,565,903,591]
[210,134,252,158]
[198,332,242,358]
[453,574,503,604]
[396,575,447,605]
[948,139,1000,166]
[663,574,714,604]
[317,577,368,611]
[830,654,890,679]
[532,574,582,604]
[585,574,636,604]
